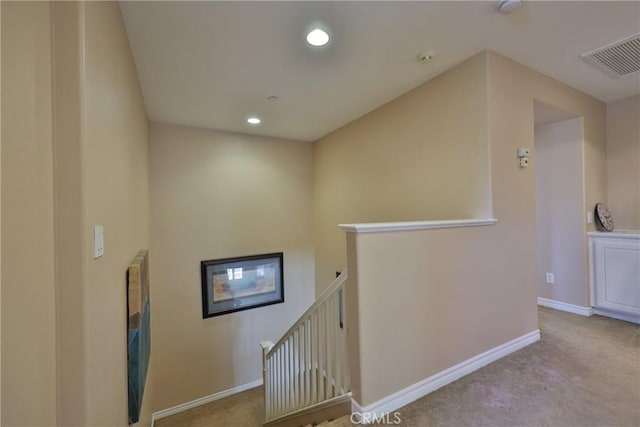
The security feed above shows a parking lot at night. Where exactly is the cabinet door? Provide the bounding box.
[592,238,640,316]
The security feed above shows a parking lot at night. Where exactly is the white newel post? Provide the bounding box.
[260,340,274,420]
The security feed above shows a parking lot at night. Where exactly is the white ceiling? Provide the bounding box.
[120,1,640,142]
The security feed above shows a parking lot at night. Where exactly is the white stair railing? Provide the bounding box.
[260,269,349,423]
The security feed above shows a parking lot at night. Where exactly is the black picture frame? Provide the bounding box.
[201,252,284,318]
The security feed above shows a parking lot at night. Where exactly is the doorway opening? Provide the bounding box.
[533,101,590,311]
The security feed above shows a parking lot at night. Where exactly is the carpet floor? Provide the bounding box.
[155,307,639,427]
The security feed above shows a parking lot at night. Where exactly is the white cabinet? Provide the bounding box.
[589,231,640,323]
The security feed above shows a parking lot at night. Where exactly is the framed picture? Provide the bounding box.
[127,250,150,424]
[201,252,284,318]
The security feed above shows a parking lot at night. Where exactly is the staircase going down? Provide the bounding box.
[260,270,350,426]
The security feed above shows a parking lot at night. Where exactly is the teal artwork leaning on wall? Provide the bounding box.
[127,250,151,424]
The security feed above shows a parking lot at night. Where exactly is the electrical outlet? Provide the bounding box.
[519,157,529,167]
[545,273,555,284]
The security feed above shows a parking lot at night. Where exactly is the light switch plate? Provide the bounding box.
[94,226,104,259]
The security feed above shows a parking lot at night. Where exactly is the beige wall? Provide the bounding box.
[346,224,538,407]
[487,51,606,234]
[606,95,640,230]
[83,2,153,425]
[487,51,605,311]
[83,3,151,424]
[313,52,491,293]
[149,123,314,411]
[331,50,606,408]
[52,3,88,424]
[1,2,58,424]
[1,0,150,422]
[535,118,588,306]
[0,2,152,426]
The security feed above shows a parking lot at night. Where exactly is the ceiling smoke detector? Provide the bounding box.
[581,33,640,78]
[417,50,436,63]
[497,0,522,13]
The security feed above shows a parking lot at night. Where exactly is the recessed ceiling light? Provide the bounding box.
[247,117,261,125]
[306,28,329,47]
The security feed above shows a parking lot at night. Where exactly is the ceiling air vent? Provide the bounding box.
[580,33,640,78]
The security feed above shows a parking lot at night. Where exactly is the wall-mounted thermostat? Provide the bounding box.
[518,147,531,168]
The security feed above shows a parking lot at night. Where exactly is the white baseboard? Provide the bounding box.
[151,379,262,425]
[538,297,593,317]
[592,307,640,324]
[351,329,540,421]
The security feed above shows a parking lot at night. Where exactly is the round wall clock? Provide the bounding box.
[595,202,614,232]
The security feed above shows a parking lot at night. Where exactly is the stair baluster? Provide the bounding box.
[260,270,350,425]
